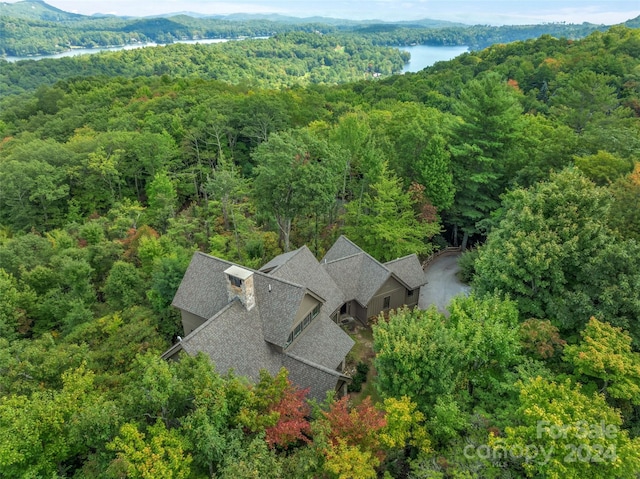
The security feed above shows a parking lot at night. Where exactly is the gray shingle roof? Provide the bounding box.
[283,355,346,402]
[359,252,392,303]
[259,248,299,273]
[179,300,283,380]
[322,236,426,304]
[323,241,395,307]
[172,251,311,349]
[252,273,306,348]
[323,253,363,304]
[321,235,364,263]
[167,236,422,401]
[172,252,236,320]
[174,300,351,402]
[286,313,354,370]
[262,246,345,316]
[385,254,427,290]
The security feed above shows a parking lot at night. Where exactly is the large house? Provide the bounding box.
[163,236,425,400]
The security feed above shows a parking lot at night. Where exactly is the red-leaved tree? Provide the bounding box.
[265,384,311,449]
[323,396,386,460]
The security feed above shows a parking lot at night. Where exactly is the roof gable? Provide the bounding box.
[323,252,390,306]
[172,252,235,320]
[263,245,345,316]
[253,273,306,347]
[321,235,365,263]
[322,253,363,304]
[286,312,354,370]
[259,248,300,273]
[321,237,426,306]
[358,253,392,303]
[385,254,426,290]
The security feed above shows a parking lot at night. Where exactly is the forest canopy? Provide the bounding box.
[1,12,640,477]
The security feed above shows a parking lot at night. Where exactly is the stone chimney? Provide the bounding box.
[223,265,255,311]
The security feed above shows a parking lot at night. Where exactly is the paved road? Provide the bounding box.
[418,254,471,315]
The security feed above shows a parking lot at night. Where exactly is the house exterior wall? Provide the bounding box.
[367,276,406,320]
[352,300,368,324]
[294,294,321,324]
[181,310,207,336]
[405,288,420,308]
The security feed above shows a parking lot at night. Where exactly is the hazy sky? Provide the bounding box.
[7,0,640,24]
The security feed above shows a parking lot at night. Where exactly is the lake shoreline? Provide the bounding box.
[3,41,469,72]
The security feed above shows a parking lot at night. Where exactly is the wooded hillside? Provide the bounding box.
[1,20,639,478]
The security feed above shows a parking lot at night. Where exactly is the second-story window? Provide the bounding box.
[285,303,321,348]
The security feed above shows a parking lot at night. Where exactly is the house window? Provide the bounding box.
[294,321,303,339]
[228,275,242,287]
[383,296,391,309]
[285,304,321,348]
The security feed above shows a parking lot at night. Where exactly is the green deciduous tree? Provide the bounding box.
[328,110,385,203]
[214,434,283,479]
[473,168,613,334]
[103,260,144,310]
[493,376,640,478]
[374,295,521,420]
[107,420,192,479]
[0,364,119,478]
[0,158,70,231]
[565,317,640,405]
[252,128,342,251]
[0,269,32,340]
[571,240,640,345]
[574,150,633,186]
[447,293,522,402]
[608,163,640,242]
[370,102,457,212]
[374,306,462,416]
[146,170,178,233]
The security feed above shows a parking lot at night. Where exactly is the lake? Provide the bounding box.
[4,40,469,72]
[2,39,232,63]
[399,45,469,73]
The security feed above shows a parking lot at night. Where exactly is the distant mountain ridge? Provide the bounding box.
[0,0,85,21]
[2,0,639,27]
[0,0,467,26]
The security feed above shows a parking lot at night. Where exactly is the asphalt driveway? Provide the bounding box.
[418,254,471,315]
